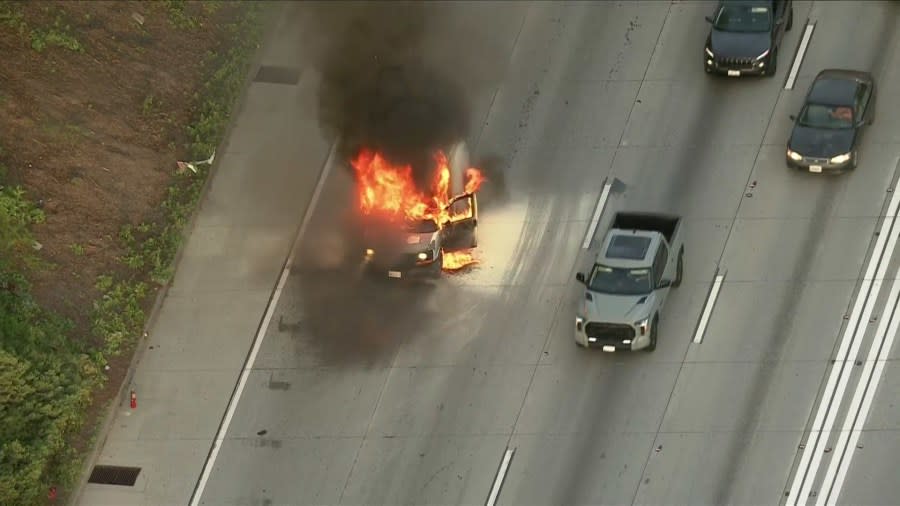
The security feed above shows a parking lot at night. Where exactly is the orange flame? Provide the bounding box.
[351,148,484,271]
[442,250,479,271]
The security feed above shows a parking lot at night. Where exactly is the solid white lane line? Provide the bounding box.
[190,142,336,506]
[486,448,515,506]
[785,23,815,90]
[819,275,900,506]
[582,181,612,249]
[787,186,900,506]
[693,273,725,344]
[800,206,900,503]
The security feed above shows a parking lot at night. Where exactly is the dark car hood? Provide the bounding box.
[709,30,770,58]
[789,126,856,158]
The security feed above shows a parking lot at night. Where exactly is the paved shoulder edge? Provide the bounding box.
[67,4,284,505]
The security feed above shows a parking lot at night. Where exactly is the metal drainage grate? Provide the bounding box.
[88,465,141,486]
[253,65,301,85]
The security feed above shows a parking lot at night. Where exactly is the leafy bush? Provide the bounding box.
[0,188,99,505]
[0,2,265,503]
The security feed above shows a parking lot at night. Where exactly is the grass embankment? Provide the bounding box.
[0,2,265,504]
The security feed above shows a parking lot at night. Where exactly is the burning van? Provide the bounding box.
[350,143,483,279]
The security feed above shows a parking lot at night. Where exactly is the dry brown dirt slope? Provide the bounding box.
[0,0,256,496]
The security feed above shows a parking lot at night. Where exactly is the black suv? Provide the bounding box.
[704,0,793,77]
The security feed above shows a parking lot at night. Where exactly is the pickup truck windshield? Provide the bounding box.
[587,264,653,296]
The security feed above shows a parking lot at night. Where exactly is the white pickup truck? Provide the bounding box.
[574,212,685,352]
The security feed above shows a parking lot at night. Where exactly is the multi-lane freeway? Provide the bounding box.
[177,1,900,505]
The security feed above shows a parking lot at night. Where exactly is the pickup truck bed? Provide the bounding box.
[611,212,680,244]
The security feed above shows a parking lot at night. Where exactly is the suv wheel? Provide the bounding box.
[765,49,778,77]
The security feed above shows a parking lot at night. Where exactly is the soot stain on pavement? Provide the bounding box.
[291,267,439,366]
[295,1,471,189]
[288,174,440,366]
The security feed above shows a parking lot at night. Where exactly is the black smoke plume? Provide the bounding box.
[296,1,471,189]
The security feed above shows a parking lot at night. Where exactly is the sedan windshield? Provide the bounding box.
[714,4,772,32]
[587,264,653,296]
[799,103,854,129]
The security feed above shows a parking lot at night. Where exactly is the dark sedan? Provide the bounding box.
[704,0,793,77]
[786,69,876,173]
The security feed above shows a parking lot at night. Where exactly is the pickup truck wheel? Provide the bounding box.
[674,249,684,287]
[645,317,658,352]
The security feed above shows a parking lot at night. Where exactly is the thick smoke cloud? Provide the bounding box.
[295,1,471,189]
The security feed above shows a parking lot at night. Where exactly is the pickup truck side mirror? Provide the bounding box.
[657,279,672,289]
[575,272,586,284]
[704,15,713,23]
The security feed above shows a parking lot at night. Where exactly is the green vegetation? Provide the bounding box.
[0,2,83,53]
[0,2,26,33]
[0,184,97,505]
[30,14,83,53]
[92,2,264,360]
[0,2,266,504]
[162,0,201,30]
[141,94,161,117]
[0,185,44,262]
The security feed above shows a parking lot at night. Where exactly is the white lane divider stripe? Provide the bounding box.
[189,142,336,506]
[785,23,816,90]
[693,271,726,344]
[486,448,516,506]
[817,276,900,506]
[582,181,613,249]
[798,187,900,504]
[786,184,900,506]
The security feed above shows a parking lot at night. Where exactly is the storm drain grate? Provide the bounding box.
[253,65,301,85]
[88,465,141,486]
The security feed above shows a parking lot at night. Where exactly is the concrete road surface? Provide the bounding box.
[77,1,900,505]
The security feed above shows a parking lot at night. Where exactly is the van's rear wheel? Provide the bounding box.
[432,251,444,278]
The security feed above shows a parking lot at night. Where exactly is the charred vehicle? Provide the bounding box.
[362,192,478,279]
[574,212,685,352]
[350,144,484,279]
